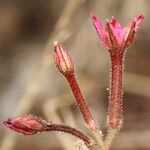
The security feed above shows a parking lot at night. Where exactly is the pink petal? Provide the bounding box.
[122,14,144,49]
[107,18,124,47]
[134,14,144,29]
[92,16,105,39]
[92,15,112,49]
[106,21,120,48]
[122,22,136,49]
[110,16,121,28]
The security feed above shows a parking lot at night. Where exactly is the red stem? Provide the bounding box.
[108,53,124,128]
[45,124,91,145]
[65,73,97,130]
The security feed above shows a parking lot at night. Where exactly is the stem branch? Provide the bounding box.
[45,124,91,145]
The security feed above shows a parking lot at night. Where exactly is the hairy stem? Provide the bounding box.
[45,124,91,145]
[105,53,124,149]
[89,130,105,150]
[104,128,119,150]
[107,53,124,129]
[65,73,98,130]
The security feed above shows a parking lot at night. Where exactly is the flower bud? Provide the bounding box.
[54,41,74,75]
[3,115,47,135]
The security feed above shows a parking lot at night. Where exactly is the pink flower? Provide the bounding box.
[3,115,47,135]
[54,41,74,75]
[92,15,144,53]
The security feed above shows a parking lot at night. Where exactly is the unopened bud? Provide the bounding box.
[3,115,47,135]
[54,41,74,75]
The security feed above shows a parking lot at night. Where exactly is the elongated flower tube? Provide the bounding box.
[92,14,144,129]
[54,41,98,130]
[92,15,144,53]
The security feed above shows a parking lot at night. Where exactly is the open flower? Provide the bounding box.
[92,15,144,53]
[3,115,47,135]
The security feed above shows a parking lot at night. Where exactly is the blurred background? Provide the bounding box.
[0,0,149,149]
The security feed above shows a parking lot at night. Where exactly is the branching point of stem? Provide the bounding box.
[104,128,119,150]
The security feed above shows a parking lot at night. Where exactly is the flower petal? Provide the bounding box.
[106,21,120,49]
[122,14,144,49]
[122,22,135,49]
[92,15,112,49]
[108,17,125,46]
[134,14,144,29]
[110,16,121,28]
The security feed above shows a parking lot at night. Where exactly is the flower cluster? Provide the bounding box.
[2,14,144,150]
